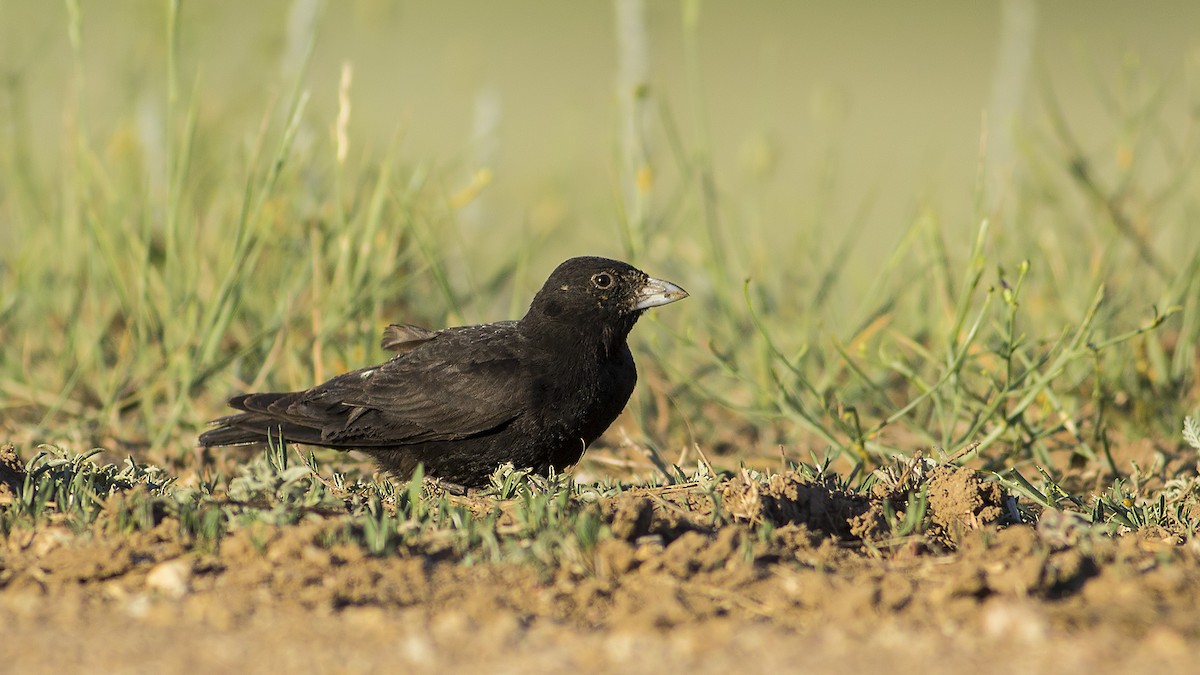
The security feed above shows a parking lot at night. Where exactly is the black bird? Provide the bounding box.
[199,256,688,488]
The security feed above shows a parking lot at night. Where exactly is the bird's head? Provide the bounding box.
[524,256,688,345]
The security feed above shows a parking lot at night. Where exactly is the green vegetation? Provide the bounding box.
[1,3,1198,561]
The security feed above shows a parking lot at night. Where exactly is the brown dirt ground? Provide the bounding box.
[2,444,1199,674]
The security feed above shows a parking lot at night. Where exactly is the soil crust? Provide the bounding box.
[2,458,1198,673]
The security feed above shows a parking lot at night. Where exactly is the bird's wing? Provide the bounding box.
[255,323,524,446]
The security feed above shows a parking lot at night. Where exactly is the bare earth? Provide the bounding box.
[1,444,1197,674]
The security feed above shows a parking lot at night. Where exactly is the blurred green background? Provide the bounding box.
[5,1,1198,260]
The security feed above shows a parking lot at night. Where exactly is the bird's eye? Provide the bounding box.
[591,273,613,289]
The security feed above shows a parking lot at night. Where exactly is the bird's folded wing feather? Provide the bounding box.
[380,323,437,353]
[275,326,523,446]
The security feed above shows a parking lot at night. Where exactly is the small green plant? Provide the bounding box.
[360,492,400,556]
[1184,416,1200,451]
[996,418,1200,538]
[16,447,174,526]
[226,438,342,520]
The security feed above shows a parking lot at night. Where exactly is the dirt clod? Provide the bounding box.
[0,445,25,503]
[925,464,1006,536]
[723,470,885,540]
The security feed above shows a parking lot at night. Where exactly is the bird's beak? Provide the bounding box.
[633,276,689,310]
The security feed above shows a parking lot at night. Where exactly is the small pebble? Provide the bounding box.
[145,558,193,598]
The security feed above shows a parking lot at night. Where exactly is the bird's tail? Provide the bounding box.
[198,392,328,448]
[197,415,275,447]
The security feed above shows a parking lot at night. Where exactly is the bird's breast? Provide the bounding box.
[521,345,636,458]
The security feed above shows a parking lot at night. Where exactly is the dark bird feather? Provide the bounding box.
[198,256,687,488]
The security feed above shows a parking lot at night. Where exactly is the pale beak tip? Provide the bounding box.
[633,277,688,311]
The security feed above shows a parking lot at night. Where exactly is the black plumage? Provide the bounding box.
[198,256,687,488]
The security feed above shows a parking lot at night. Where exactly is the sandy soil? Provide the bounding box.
[2,447,1199,674]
